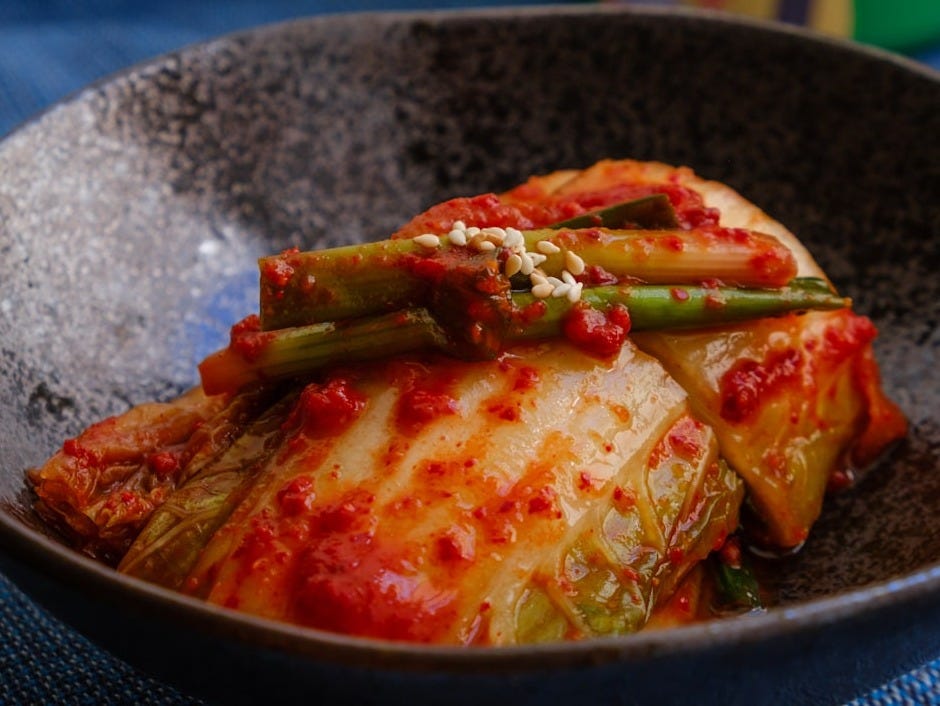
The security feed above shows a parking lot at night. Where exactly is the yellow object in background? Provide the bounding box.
[619,0,940,52]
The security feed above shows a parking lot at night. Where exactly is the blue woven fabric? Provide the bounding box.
[1,2,939,704]
[0,572,198,705]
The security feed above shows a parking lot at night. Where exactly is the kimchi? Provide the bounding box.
[29,159,905,644]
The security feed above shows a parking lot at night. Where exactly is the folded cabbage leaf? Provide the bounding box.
[490,160,906,547]
[121,341,741,644]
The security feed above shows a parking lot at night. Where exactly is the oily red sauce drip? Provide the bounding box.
[648,417,707,468]
[562,303,632,357]
[392,362,459,436]
[288,490,457,642]
[719,348,803,424]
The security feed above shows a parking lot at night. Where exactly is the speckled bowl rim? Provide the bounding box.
[1,3,938,672]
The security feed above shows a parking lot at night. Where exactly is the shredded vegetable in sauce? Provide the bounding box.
[29,159,906,644]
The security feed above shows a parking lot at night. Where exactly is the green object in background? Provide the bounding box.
[853,0,940,52]
[671,1,940,54]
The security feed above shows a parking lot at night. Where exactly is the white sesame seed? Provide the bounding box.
[530,272,548,286]
[453,220,466,231]
[561,270,576,285]
[413,234,441,248]
[504,228,524,248]
[565,250,586,276]
[546,276,563,287]
[566,282,583,303]
[532,283,554,299]
[466,226,481,237]
[536,240,561,254]
[448,229,467,246]
[552,283,572,298]
[505,253,523,277]
[528,252,547,266]
[482,227,507,243]
[519,252,535,275]
[476,240,496,251]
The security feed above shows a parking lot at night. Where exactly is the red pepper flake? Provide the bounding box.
[579,265,620,286]
[612,485,636,512]
[285,377,368,437]
[827,468,856,493]
[498,500,519,514]
[399,387,458,429]
[527,486,557,515]
[312,492,375,535]
[513,300,548,326]
[260,257,295,289]
[666,417,706,461]
[512,365,540,392]
[277,476,316,516]
[577,471,597,491]
[718,536,742,568]
[667,547,685,564]
[660,235,684,252]
[486,401,521,422]
[819,313,877,365]
[394,368,459,435]
[562,303,632,358]
[233,511,278,563]
[408,255,448,284]
[62,438,100,467]
[436,526,476,563]
[720,348,802,423]
[229,314,276,363]
[147,450,181,480]
[670,287,690,302]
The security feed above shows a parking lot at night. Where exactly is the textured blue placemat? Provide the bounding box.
[0,573,199,705]
[1,2,939,704]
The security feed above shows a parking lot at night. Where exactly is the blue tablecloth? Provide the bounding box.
[1,2,939,704]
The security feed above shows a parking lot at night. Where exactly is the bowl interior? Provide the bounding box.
[0,5,938,638]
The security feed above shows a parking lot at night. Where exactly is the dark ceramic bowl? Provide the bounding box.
[1,6,938,705]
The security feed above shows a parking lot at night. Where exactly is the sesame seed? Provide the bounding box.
[448,229,467,246]
[536,240,561,255]
[530,272,548,286]
[413,234,441,248]
[528,252,547,266]
[566,282,583,303]
[482,227,507,243]
[565,250,586,275]
[552,283,572,298]
[546,276,563,287]
[561,270,576,285]
[476,240,496,251]
[520,252,535,275]
[505,253,522,277]
[532,283,554,299]
[466,226,481,237]
[453,220,466,231]
[504,228,525,248]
